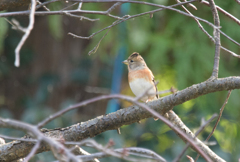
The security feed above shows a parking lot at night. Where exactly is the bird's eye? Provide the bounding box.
[130,60,133,62]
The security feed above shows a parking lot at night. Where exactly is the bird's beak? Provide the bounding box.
[122,60,128,65]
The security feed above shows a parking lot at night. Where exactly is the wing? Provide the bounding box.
[152,77,159,99]
[148,69,159,99]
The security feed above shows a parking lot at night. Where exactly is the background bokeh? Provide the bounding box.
[0,0,240,161]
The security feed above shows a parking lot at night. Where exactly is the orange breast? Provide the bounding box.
[128,68,153,83]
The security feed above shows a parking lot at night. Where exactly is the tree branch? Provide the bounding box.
[1,77,239,161]
[208,0,221,79]
[14,0,36,67]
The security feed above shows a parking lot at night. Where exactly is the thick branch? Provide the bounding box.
[0,77,239,161]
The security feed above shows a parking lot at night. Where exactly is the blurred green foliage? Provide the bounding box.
[0,17,8,53]
[0,0,240,161]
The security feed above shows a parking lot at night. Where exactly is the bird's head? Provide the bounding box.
[123,52,146,70]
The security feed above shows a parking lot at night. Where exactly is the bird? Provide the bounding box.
[123,52,159,120]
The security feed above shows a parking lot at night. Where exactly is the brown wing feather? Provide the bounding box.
[152,78,159,99]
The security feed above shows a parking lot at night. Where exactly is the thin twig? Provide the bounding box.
[36,0,50,11]
[176,0,240,59]
[67,0,237,49]
[173,113,218,162]
[0,134,37,142]
[201,0,240,26]
[14,0,36,67]
[208,0,221,80]
[186,155,195,162]
[183,0,197,10]
[195,90,232,161]
[3,0,237,48]
[77,147,167,162]
[70,145,100,162]
[60,2,78,11]
[4,18,26,33]
[0,0,196,18]
[175,0,214,43]
[64,140,166,162]
[63,11,100,21]
[36,0,61,10]
[78,2,83,10]
[205,91,232,143]
[88,28,111,55]
[106,2,122,13]
[64,139,141,162]
[23,139,41,162]
[221,46,240,58]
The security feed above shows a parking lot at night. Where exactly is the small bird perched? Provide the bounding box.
[123,52,159,104]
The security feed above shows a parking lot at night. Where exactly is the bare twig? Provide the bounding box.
[221,46,240,58]
[0,134,37,142]
[66,139,140,162]
[14,0,36,67]
[60,2,78,11]
[208,0,221,80]
[195,90,232,161]
[35,0,61,10]
[206,91,232,145]
[175,0,215,43]
[4,18,26,33]
[63,11,100,21]
[175,0,240,59]
[66,0,238,50]
[88,28,111,55]
[0,118,80,162]
[76,147,167,162]
[201,0,240,26]
[78,2,83,10]
[68,15,129,39]
[106,2,122,13]
[70,145,99,162]
[36,0,50,11]
[186,155,195,162]
[0,0,196,18]
[2,0,237,48]
[173,113,218,162]
[64,140,166,162]
[183,0,197,10]
[23,139,41,162]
